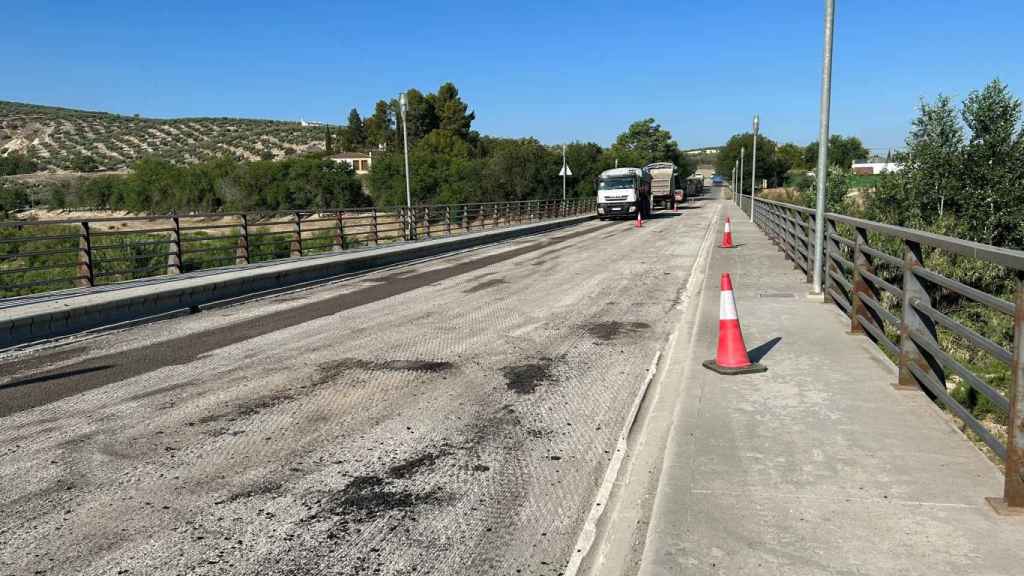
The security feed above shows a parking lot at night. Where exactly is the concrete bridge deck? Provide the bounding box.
[587,199,1024,575]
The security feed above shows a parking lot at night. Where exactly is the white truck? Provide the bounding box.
[596,167,651,220]
[644,162,679,210]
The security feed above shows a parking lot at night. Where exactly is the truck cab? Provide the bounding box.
[597,167,651,220]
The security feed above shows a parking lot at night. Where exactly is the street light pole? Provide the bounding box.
[733,159,738,203]
[750,114,759,223]
[399,92,413,240]
[562,144,567,203]
[739,146,745,212]
[812,0,835,295]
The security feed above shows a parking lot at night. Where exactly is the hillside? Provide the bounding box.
[0,100,329,172]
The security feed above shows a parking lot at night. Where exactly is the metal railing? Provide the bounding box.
[1,198,595,297]
[736,191,1024,510]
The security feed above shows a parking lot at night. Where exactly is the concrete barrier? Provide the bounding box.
[0,214,594,349]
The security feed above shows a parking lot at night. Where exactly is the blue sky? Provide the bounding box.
[4,1,1023,150]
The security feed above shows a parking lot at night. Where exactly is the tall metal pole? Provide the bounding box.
[739,146,745,212]
[734,160,738,203]
[399,93,413,240]
[812,0,835,294]
[751,114,759,223]
[562,144,567,202]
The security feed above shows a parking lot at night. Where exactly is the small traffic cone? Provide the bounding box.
[635,208,643,228]
[703,273,767,375]
[720,217,735,248]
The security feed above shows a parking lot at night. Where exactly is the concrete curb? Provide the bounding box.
[0,214,593,349]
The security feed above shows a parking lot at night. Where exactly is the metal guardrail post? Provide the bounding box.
[290,212,303,257]
[237,214,250,264]
[371,208,379,245]
[75,221,94,288]
[801,213,814,283]
[1004,273,1024,509]
[445,205,452,236]
[332,211,345,252]
[897,240,944,392]
[166,216,182,275]
[461,205,467,232]
[851,226,882,336]
[822,217,835,304]
[423,207,431,239]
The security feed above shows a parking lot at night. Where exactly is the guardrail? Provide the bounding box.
[735,191,1024,511]
[1,198,595,298]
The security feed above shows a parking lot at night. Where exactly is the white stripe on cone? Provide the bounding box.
[724,220,731,233]
[720,289,738,320]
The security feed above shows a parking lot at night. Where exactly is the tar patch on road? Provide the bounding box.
[318,358,453,377]
[387,450,451,479]
[501,359,554,394]
[463,278,509,294]
[584,321,651,341]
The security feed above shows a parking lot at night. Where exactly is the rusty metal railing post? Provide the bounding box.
[332,211,345,252]
[166,215,182,275]
[897,240,944,392]
[1000,273,1024,510]
[802,213,814,283]
[850,226,882,336]
[822,216,835,304]
[371,208,379,245]
[290,212,303,257]
[75,221,94,288]
[461,205,467,233]
[445,205,452,236]
[423,206,431,239]
[236,214,250,264]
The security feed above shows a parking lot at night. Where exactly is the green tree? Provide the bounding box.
[716,133,784,188]
[607,118,683,168]
[776,142,805,172]
[431,82,475,139]
[802,135,869,171]
[364,100,395,150]
[400,89,438,144]
[340,108,366,151]
[324,125,335,155]
[0,153,39,176]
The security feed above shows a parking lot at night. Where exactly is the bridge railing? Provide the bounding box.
[737,192,1024,510]
[0,197,595,298]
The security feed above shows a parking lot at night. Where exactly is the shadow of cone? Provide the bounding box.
[703,272,767,375]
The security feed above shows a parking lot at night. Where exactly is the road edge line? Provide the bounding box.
[563,203,721,576]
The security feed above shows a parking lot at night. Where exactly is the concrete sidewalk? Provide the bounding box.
[636,202,1024,575]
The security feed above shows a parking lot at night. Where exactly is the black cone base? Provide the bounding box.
[702,359,768,375]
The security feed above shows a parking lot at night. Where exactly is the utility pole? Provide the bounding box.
[399,92,413,239]
[812,0,835,295]
[751,114,759,223]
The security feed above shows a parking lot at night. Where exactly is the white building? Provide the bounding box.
[851,161,902,175]
[330,151,373,174]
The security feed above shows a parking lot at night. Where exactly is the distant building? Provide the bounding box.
[330,151,373,174]
[851,161,901,175]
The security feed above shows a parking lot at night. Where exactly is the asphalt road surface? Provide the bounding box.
[0,195,718,576]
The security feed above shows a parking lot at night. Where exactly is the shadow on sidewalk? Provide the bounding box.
[748,337,781,363]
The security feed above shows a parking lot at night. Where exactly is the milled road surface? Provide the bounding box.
[0,197,717,576]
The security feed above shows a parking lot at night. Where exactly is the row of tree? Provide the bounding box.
[9,155,369,213]
[333,82,695,206]
[716,132,869,189]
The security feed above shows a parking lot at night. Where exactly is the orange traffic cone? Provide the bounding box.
[720,217,735,248]
[635,208,643,228]
[703,273,767,375]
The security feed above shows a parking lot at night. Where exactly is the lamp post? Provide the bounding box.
[751,114,759,223]
[399,92,413,239]
[733,159,738,202]
[812,0,835,295]
[739,146,745,212]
